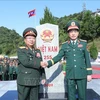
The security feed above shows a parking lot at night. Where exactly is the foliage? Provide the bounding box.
[0,26,24,56]
[0,7,100,56]
[40,7,100,45]
[80,10,97,41]
[95,15,100,37]
[89,41,98,60]
[0,47,2,54]
[40,7,57,24]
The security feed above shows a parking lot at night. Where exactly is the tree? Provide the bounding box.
[80,10,97,41]
[95,15,100,37]
[89,41,98,60]
[40,7,57,24]
[0,47,2,54]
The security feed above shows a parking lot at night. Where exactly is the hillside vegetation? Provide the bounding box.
[0,7,100,56]
[40,7,100,51]
[88,37,100,52]
[0,26,24,56]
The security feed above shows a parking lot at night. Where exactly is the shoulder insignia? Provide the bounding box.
[36,48,40,50]
[62,41,68,44]
[19,46,26,49]
[36,48,41,51]
[36,48,40,51]
[80,39,87,42]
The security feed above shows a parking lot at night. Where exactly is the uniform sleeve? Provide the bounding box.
[84,43,92,75]
[17,48,40,69]
[47,44,65,68]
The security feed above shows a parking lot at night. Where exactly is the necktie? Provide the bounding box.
[72,41,75,45]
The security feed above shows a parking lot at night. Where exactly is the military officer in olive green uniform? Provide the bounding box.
[8,62,13,80]
[42,20,92,100]
[0,62,3,80]
[13,63,18,80]
[17,27,46,100]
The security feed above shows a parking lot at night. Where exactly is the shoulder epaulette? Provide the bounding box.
[80,39,87,42]
[36,48,40,50]
[19,46,26,49]
[36,48,41,51]
[62,41,68,44]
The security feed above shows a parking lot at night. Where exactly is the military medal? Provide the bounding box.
[36,52,40,58]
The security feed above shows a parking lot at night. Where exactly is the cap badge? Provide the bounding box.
[71,22,75,26]
[29,31,33,33]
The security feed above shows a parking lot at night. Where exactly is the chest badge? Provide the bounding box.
[36,52,41,58]
[78,44,83,48]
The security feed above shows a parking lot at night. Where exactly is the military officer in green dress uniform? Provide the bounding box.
[13,62,18,80]
[0,62,3,80]
[17,27,46,100]
[42,20,92,100]
[8,62,13,80]
[2,62,8,80]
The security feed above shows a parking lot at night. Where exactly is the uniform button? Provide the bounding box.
[25,72,27,74]
[74,65,76,67]
[74,60,76,61]
[74,54,76,56]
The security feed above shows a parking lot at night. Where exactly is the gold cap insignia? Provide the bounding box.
[29,31,33,33]
[71,22,75,26]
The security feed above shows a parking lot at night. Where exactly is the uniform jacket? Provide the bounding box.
[0,64,3,75]
[48,39,92,79]
[17,46,46,86]
[13,66,18,74]
[8,66,13,75]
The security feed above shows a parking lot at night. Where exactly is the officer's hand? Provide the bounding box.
[87,75,92,82]
[41,79,46,85]
[62,71,66,76]
[40,61,48,68]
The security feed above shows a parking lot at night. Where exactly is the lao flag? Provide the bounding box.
[28,9,36,17]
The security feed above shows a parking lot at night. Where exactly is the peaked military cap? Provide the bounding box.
[64,20,80,32]
[23,27,37,38]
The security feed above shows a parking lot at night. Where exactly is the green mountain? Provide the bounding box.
[0,26,24,56]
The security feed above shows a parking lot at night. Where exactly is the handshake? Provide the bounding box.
[40,61,48,68]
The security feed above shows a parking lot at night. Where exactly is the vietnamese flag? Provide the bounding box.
[28,9,36,17]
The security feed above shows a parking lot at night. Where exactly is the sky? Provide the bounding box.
[0,0,100,36]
